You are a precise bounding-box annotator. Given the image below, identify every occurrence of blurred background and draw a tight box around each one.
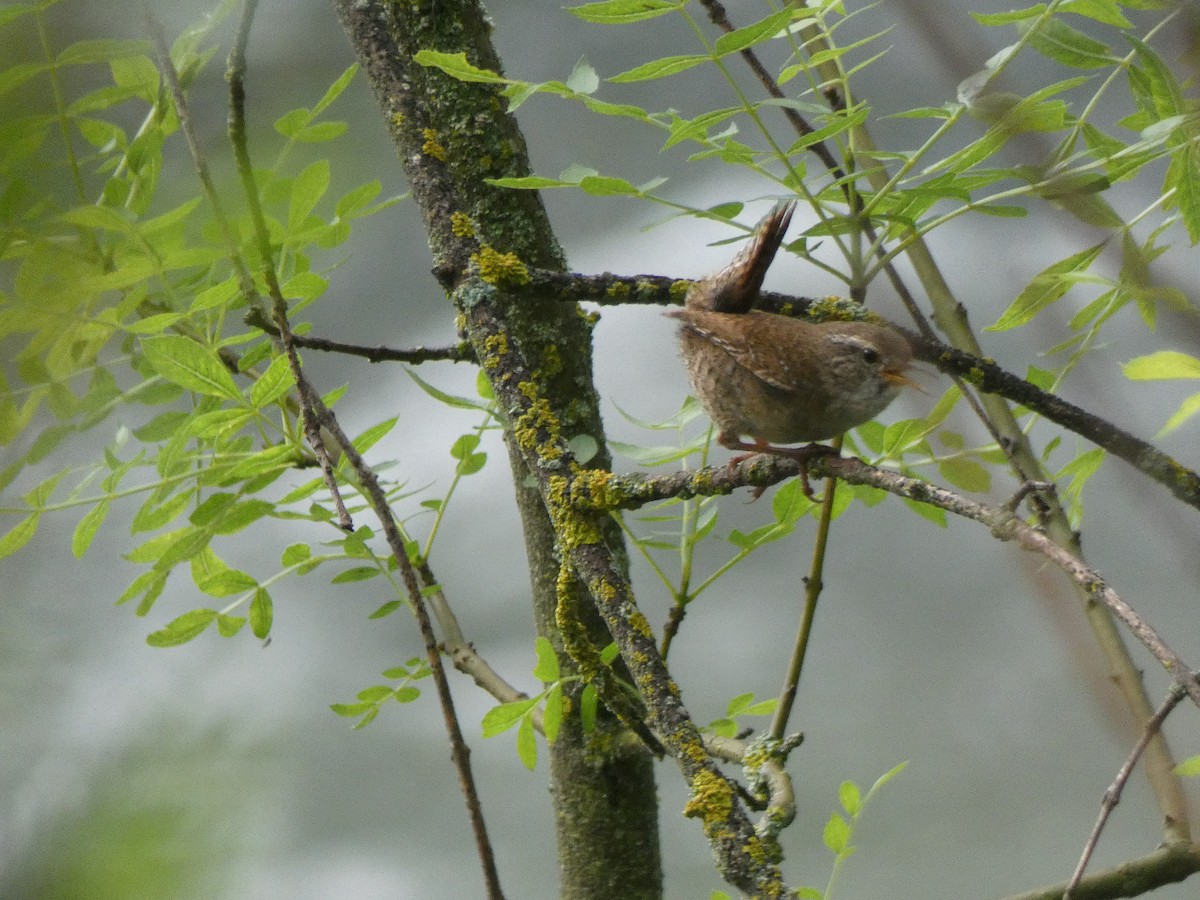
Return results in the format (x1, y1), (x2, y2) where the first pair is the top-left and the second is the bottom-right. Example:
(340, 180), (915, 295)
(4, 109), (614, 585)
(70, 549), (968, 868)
(2, 1), (1200, 897)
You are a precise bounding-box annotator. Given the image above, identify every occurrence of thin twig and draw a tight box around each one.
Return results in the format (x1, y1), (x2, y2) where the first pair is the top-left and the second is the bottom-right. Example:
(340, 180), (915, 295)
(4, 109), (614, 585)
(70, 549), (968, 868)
(244, 308), (475, 364)
(1063, 684), (1190, 899)
(226, 0), (351, 532)
(143, 7), (255, 301)
(226, 4), (506, 897)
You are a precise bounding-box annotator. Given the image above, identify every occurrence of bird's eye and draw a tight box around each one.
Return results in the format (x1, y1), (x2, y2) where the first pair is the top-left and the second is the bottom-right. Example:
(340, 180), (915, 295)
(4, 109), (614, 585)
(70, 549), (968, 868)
(861, 347), (880, 364)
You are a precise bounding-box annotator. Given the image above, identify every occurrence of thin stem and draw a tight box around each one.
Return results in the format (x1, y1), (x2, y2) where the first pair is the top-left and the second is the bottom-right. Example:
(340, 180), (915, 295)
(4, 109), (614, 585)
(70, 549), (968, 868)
(225, 2), (506, 895)
(769, 440), (840, 740)
(1063, 683), (1190, 898)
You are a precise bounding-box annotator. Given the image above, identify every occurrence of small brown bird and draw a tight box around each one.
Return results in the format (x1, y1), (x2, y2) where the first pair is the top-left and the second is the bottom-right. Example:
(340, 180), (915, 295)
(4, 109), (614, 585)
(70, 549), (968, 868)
(668, 203), (914, 496)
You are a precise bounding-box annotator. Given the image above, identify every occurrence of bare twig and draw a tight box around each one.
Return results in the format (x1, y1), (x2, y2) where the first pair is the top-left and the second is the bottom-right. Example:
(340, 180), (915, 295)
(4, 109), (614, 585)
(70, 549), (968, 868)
(245, 308), (474, 364)
(1064, 684), (1191, 899)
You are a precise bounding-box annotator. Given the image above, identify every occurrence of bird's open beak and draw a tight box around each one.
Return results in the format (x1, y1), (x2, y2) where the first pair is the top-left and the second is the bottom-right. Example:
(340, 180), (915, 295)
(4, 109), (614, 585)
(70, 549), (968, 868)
(883, 368), (925, 393)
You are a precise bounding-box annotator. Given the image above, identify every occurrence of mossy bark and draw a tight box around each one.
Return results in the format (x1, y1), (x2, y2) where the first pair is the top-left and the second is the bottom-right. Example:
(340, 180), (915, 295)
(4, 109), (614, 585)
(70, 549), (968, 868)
(330, 2), (662, 897)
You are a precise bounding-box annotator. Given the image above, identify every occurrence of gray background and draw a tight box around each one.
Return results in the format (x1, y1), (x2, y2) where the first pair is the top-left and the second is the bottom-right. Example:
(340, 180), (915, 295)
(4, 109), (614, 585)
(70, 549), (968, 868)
(3, 1), (1200, 898)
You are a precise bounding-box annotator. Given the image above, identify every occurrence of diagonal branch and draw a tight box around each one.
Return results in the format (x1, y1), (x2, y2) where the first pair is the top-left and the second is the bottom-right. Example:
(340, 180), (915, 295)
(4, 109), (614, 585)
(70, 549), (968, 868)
(226, 3), (504, 896)
(582, 453), (1200, 711)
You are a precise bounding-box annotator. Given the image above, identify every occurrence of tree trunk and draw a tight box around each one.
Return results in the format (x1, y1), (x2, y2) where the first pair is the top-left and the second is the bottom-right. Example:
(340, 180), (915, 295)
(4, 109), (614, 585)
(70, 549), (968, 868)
(330, 2), (663, 896)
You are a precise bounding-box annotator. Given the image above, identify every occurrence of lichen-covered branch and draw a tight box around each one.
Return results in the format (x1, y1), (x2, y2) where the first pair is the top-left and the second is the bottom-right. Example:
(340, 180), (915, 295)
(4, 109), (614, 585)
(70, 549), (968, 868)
(460, 274), (790, 896)
(586, 454), (1200, 711)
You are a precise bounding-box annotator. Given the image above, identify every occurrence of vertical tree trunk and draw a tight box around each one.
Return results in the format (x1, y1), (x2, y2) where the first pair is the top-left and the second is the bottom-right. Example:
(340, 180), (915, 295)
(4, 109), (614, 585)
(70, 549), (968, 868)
(330, 2), (663, 896)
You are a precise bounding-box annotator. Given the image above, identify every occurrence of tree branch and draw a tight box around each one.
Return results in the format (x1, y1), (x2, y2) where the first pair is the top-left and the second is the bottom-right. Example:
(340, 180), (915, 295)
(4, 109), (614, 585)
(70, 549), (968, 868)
(244, 307), (475, 364)
(1065, 684), (1190, 898)
(582, 453), (1200, 711)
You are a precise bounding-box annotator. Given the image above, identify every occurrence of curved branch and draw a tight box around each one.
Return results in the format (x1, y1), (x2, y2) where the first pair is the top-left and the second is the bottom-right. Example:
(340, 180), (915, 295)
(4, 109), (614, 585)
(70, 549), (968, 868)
(998, 842), (1200, 900)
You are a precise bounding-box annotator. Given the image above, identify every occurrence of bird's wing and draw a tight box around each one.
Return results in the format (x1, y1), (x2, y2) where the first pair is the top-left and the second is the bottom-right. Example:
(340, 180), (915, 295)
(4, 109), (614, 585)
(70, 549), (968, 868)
(670, 310), (804, 392)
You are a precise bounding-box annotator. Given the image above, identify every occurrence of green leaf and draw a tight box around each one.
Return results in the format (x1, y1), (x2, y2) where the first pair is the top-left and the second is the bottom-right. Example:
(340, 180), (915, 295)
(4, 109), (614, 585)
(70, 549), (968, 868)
(282, 543), (312, 566)
(312, 62), (359, 116)
(580, 684), (598, 733)
(250, 587), (273, 638)
(141, 335), (242, 400)
(25, 469), (67, 508)
(289, 159), (331, 232)
(450, 433), (481, 459)
(336, 180), (382, 218)
(823, 812), (851, 853)
(216, 614), (246, 637)
(331, 566), (381, 584)
(1175, 754), (1200, 777)
(988, 243), (1104, 331)
(250, 354), (295, 408)
(566, 433), (599, 464)
(569, 0), (678, 24)
(0, 514), (39, 560)
(533, 636), (561, 682)
(486, 175), (574, 190)
(1022, 16), (1114, 69)
(406, 368), (489, 411)
(352, 416), (398, 455)
(1164, 141), (1200, 245)
(971, 6), (1045, 25)
(225, 445), (297, 480)
(516, 714), (537, 770)
(1123, 351), (1200, 381)
(872, 760), (909, 790)
(1158, 393), (1200, 436)
(566, 56), (599, 95)
(146, 608), (217, 647)
(542, 682), (563, 744)
(183, 408), (254, 441)
(119, 569), (168, 615)
(413, 50), (507, 84)
(1061, 0), (1130, 27)
(839, 781), (862, 816)
(72, 501), (110, 558)
(578, 174), (641, 196)
(189, 277), (241, 313)
(609, 54), (708, 84)
(937, 457), (991, 493)
(904, 497), (947, 527)
(482, 696), (540, 737)
(713, 5), (795, 57)
(197, 568), (258, 598)
(56, 38), (149, 66)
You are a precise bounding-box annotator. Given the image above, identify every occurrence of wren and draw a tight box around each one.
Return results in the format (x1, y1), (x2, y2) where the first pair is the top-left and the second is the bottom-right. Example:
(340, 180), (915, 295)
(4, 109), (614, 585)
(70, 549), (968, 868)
(667, 203), (914, 496)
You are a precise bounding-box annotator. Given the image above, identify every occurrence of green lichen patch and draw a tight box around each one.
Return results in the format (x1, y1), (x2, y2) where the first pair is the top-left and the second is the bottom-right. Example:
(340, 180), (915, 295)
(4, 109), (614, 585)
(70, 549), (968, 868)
(450, 210), (475, 238)
(684, 769), (734, 823)
(474, 245), (531, 287)
(806, 295), (880, 323)
(421, 127), (447, 162)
